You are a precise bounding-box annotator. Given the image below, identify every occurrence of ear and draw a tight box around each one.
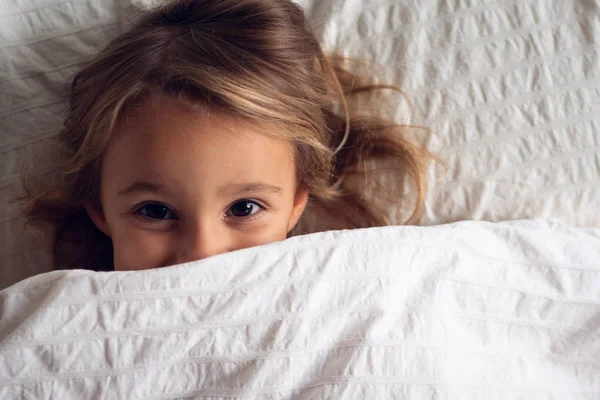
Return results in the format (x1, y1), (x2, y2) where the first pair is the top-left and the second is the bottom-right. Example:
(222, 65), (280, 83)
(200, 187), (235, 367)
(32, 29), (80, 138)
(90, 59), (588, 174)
(287, 187), (309, 233)
(84, 202), (111, 237)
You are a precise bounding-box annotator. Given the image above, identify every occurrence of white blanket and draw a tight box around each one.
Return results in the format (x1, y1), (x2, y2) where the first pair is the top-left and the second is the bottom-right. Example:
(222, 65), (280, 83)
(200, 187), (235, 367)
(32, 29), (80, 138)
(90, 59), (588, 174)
(1, 220), (599, 399)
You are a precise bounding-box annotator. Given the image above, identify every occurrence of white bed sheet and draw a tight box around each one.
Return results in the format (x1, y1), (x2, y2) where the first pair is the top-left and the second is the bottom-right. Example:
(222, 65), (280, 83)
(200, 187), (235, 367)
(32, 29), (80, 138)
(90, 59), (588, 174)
(1, 0), (600, 288)
(1, 220), (599, 398)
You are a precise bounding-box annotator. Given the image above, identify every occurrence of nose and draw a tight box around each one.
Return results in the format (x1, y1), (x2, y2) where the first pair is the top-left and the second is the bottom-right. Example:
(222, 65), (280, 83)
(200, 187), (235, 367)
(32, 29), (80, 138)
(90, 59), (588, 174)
(177, 223), (228, 264)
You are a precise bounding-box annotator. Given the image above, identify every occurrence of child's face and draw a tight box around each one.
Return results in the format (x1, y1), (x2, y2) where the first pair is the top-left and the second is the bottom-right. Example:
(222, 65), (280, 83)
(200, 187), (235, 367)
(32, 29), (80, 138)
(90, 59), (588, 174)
(86, 97), (308, 271)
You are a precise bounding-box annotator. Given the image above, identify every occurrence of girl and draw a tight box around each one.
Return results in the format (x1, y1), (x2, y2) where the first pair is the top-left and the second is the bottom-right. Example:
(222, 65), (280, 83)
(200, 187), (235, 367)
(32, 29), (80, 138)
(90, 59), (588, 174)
(24, 0), (431, 271)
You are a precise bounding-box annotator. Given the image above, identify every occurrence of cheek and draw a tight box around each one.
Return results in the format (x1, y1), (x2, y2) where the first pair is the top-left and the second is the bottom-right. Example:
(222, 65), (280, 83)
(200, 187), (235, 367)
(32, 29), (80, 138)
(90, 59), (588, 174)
(111, 225), (172, 271)
(230, 212), (291, 250)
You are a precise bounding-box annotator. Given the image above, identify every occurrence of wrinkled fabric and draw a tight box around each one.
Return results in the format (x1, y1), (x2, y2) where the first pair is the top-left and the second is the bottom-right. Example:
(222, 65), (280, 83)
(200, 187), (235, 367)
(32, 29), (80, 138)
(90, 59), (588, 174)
(1, 221), (599, 399)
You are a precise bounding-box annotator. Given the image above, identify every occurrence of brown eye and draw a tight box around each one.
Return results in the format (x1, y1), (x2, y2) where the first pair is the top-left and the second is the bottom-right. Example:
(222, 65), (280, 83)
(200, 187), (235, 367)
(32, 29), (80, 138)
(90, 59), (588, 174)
(227, 200), (263, 218)
(137, 203), (176, 220)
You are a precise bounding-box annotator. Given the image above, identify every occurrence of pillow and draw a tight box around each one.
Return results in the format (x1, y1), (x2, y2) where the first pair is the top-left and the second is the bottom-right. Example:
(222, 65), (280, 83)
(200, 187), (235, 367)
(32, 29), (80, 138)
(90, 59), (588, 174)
(1, 0), (599, 288)
(305, 0), (600, 226)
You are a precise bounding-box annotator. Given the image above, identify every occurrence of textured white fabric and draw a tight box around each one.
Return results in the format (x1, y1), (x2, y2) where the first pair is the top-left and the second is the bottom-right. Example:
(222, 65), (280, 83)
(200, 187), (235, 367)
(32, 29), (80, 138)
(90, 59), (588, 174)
(300, 0), (600, 227)
(1, 220), (599, 399)
(1, 1), (600, 287)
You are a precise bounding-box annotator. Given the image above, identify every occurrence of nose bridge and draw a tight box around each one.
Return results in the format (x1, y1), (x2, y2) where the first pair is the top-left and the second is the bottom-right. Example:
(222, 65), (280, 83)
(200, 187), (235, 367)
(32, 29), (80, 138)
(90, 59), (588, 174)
(181, 218), (225, 262)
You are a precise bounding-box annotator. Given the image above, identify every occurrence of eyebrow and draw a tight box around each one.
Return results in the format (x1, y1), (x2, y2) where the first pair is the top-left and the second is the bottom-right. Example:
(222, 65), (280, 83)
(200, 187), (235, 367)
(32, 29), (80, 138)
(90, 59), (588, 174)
(117, 181), (282, 197)
(118, 181), (164, 197)
(220, 182), (283, 197)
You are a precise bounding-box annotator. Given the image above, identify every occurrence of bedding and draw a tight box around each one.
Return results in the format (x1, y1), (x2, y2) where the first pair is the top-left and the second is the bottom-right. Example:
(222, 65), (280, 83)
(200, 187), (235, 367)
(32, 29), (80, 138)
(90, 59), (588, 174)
(1, 220), (599, 398)
(1, 0), (600, 287)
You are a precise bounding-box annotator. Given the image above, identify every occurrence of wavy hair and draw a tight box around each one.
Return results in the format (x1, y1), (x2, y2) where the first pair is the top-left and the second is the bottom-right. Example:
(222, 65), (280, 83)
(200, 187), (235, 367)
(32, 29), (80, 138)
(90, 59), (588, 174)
(23, 0), (432, 270)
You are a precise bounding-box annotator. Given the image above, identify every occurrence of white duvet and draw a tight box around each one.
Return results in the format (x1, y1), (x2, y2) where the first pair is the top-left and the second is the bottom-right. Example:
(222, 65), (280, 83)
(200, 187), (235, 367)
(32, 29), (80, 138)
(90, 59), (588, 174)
(1, 220), (599, 399)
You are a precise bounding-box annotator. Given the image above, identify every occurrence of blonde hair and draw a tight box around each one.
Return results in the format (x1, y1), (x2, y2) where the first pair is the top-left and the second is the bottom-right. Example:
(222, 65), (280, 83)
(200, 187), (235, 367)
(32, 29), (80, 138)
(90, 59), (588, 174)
(23, 0), (432, 271)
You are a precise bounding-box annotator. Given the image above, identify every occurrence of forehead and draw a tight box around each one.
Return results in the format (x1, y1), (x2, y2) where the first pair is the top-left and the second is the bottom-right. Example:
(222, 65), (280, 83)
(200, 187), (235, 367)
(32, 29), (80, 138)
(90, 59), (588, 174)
(102, 96), (296, 192)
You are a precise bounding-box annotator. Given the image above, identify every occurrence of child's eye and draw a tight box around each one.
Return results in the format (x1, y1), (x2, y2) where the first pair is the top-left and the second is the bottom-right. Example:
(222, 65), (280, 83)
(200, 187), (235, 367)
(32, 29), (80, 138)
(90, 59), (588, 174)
(136, 203), (177, 220)
(225, 200), (264, 219)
